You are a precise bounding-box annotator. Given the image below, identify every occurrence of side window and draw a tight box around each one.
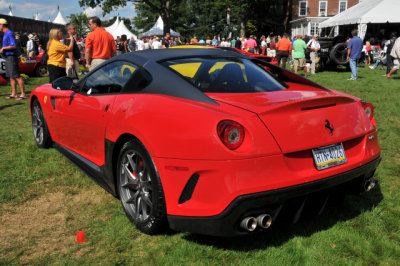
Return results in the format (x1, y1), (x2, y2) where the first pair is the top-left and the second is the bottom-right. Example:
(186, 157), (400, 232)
(82, 61), (137, 95)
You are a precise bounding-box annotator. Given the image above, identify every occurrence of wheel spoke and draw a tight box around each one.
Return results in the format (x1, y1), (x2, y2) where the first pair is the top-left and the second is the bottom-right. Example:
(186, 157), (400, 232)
(127, 153), (136, 171)
(136, 197), (142, 220)
(123, 163), (138, 182)
(141, 194), (152, 209)
(126, 190), (139, 204)
(141, 197), (149, 219)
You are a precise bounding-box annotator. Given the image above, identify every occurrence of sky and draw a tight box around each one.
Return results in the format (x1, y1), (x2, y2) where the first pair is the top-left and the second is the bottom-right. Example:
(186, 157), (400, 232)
(0, 0), (137, 22)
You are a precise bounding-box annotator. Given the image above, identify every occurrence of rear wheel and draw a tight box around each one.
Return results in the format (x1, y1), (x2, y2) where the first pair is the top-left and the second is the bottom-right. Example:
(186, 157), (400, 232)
(35, 64), (49, 77)
(117, 140), (167, 235)
(31, 99), (52, 148)
(330, 43), (348, 65)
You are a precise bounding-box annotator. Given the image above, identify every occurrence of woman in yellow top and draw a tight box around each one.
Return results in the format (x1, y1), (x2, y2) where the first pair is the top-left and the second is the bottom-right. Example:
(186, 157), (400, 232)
(47, 28), (74, 82)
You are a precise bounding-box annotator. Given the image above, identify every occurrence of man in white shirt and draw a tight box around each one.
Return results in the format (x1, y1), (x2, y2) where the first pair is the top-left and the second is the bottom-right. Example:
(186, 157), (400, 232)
(136, 38), (144, 51)
(152, 37), (162, 49)
(27, 34), (35, 57)
(307, 35), (321, 74)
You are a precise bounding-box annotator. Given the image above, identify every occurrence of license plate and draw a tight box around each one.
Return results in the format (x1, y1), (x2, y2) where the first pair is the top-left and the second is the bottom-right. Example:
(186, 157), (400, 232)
(312, 143), (347, 170)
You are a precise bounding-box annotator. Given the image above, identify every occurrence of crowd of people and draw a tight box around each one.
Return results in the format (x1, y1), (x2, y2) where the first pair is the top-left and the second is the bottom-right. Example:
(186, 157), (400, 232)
(1, 15), (399, 100)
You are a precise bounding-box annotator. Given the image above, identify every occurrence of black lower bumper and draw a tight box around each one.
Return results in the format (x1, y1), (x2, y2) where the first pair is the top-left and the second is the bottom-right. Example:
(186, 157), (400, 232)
(167, 156), (381, 237)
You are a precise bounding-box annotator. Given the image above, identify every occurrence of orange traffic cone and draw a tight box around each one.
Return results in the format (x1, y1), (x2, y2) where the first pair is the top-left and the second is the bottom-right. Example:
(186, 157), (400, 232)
(0, 75), (7, 85)
(75, 230), (86, 243)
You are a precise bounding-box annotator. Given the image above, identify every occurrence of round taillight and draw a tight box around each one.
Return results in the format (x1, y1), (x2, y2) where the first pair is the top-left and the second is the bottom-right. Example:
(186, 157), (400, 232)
(217, 120), (245, 150)
(361, 101), (374, 119)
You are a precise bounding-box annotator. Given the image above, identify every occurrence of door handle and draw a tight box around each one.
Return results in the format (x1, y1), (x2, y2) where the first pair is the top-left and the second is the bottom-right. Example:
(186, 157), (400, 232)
(104, 105), (109, 112)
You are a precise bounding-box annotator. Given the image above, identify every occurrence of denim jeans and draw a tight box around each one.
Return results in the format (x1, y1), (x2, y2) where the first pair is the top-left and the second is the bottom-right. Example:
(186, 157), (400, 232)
(373, 58), (387, 69)
(349, 58), (358, 79)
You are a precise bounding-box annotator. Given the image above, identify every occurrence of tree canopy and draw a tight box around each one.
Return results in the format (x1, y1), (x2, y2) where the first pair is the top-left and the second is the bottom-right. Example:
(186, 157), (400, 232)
(79, 0), (293, 38)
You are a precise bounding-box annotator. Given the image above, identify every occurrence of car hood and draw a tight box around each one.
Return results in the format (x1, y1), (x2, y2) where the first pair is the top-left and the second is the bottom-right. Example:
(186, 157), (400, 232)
(207, 85), (371, 153)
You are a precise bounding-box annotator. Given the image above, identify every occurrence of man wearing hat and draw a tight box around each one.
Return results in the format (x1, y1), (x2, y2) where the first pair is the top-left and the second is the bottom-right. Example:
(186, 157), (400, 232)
(0, 18), (26, 100)
(307, 34), (321, 75)
(27, 34), (35, 57)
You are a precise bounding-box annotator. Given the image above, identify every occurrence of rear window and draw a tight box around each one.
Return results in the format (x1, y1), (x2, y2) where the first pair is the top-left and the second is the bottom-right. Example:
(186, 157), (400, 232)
(161, 57), (286, 93)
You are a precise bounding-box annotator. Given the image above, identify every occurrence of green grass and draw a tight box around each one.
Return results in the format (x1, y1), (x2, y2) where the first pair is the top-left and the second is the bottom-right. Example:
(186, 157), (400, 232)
(0, 65), (400, 265)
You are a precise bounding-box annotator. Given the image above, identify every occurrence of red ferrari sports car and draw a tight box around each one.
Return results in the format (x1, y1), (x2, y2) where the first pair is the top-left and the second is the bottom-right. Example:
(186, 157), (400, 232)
(30, 48), (380, 236)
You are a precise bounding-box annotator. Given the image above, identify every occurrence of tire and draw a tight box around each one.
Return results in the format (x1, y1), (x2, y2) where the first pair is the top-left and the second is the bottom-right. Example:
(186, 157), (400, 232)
(116, 140), (167, 235)
(329, 42), (348, 65)
(35, 64), (49, 77)
(31, 99), (52, 148)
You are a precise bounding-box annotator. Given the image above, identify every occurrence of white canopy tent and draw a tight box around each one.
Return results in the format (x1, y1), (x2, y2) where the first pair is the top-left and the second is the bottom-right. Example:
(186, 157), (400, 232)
(319, 0), (400, 39)
(139, 16), (180, 38)
(105, 17), (137, 40)
(53, 10), (67, 25)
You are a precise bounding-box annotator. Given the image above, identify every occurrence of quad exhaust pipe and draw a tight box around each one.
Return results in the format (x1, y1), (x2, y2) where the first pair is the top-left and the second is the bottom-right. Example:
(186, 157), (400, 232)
(364, 178), (376, 192)
(257, 214), (272, 229)
(240, 217), (257, 232)
(240, 214), (272, 232)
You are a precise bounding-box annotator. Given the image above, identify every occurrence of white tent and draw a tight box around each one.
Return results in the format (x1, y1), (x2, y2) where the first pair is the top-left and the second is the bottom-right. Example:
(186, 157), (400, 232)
(105, 16), (120, 34)
(105, 17), (137, 40)
(139, 16), (180, 38)
(319, 0), (400, 39)
(53, 10), (67, 25)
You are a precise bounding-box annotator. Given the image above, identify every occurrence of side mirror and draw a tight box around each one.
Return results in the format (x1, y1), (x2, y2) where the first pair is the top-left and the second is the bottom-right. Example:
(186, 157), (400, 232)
(71, 79), (80, 92)
(52, 76), (73, 90)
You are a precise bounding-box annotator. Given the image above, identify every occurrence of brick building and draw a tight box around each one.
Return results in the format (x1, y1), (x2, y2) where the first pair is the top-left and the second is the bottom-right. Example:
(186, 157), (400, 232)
(290, 0), (359, 37)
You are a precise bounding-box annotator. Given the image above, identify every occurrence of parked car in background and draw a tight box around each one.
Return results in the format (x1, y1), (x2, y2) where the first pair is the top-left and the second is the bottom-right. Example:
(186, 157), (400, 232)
(0, 53), (48, 78)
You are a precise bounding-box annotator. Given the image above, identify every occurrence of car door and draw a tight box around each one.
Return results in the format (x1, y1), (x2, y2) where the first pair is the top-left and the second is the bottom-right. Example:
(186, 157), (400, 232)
(52, 60), (138, 166)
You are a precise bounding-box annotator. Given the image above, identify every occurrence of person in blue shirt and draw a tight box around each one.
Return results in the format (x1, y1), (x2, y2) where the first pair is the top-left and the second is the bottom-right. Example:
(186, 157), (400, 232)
(0, 18), (26, 100)
(346, 29), (363, 80)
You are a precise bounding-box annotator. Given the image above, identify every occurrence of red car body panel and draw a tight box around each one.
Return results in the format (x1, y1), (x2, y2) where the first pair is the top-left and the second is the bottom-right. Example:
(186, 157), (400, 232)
(30, 49), (380, 235)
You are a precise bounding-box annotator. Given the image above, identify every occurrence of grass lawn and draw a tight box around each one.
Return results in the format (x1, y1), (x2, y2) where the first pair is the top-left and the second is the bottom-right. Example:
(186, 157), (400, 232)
(0, 64), (399, 265)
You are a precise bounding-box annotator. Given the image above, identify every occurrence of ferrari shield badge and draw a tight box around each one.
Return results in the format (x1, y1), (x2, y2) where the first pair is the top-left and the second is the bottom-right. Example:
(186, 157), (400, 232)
(44, 95), (47, 104)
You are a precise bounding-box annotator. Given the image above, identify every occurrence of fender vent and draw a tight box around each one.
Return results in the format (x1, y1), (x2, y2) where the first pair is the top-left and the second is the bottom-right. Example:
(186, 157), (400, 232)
(178, 173), (200, 204)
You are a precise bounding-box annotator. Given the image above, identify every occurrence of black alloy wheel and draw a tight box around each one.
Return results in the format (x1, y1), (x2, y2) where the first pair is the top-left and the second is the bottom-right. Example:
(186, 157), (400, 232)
(31, 99), (52, 148)
(117, 140), (167, 235)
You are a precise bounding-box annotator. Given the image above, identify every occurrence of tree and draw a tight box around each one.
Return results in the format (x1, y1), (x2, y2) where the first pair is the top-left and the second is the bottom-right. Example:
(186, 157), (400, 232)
(79, 0), (183, 36)
(67, 13), (90, 38)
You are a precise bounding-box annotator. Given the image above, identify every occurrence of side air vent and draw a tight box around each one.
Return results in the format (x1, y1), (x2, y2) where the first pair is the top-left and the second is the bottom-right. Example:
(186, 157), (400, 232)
(178, 173), (200, 204)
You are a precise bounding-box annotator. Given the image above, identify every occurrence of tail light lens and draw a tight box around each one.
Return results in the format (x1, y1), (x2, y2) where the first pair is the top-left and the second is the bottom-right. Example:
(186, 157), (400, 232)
(217, 120), (245, 150)
(361, 101), (374, 119)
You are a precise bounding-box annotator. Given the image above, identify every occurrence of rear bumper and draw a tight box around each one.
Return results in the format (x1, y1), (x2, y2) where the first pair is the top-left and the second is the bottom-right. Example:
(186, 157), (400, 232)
(167, 156), (381, 236)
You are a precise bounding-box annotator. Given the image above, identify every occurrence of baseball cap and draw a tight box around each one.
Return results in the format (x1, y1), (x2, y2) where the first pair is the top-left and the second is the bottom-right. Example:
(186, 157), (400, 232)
(0, 18), (7, 25)
(314, 34), (319, 38)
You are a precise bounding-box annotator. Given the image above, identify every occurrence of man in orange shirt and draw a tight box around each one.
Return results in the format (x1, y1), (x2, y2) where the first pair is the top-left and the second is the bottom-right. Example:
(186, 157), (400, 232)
(276, 34), (292, 69)
(85, 16), (116, 71)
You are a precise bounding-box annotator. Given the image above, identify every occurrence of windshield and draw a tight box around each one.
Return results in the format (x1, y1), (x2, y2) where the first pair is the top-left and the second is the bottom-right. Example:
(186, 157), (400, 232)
(161, 57), (286, 93)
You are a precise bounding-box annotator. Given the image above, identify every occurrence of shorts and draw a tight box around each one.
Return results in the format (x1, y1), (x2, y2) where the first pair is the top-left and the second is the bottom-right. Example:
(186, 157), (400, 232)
(294, 58), (306, 68)
(393, 59), (400, 69)
(90, 58), (106, 71)
(5, 55), (20, 78)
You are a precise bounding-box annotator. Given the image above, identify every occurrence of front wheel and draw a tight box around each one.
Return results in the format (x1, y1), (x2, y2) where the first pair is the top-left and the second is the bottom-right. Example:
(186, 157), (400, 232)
(117, 140), (167, 235)
(31, 99), (52, 148)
